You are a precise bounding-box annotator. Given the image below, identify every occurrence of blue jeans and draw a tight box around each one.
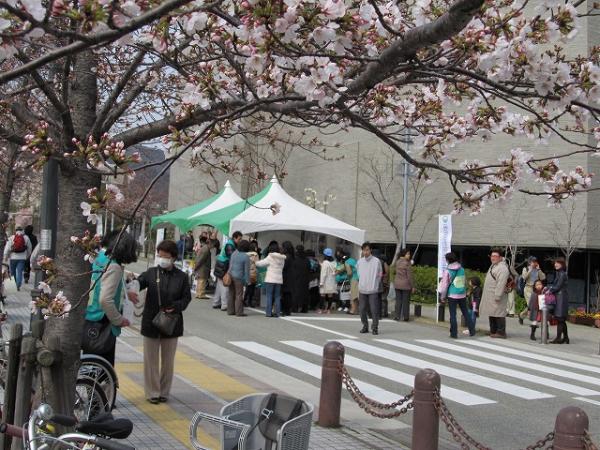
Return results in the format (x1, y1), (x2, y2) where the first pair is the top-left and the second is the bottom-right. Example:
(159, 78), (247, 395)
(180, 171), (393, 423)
(265, 283), (281, 317)
(449, 298), (475, 338)
(469, 308), (477, 329)
(10, 259), (26, 289)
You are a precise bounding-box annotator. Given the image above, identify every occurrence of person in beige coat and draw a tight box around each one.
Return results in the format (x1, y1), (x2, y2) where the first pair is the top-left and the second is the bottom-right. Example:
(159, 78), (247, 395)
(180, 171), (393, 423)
(480, 248), (510, 338)
(393, 249), (415, 322)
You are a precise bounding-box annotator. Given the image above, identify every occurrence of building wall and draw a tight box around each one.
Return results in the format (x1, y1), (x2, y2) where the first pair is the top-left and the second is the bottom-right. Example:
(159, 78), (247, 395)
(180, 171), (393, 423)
(167, 4), (599, 250)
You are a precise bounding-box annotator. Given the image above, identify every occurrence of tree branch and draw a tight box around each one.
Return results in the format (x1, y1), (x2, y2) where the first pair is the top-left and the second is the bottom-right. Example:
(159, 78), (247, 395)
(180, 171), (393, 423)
(0, 0), (196, 85)
(346, 0), (485, 95)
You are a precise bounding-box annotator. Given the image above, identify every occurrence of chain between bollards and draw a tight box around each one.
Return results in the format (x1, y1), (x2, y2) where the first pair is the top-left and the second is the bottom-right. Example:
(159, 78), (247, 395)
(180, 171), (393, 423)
(337, 360), (413, 418)
(317, 343), (599, 450)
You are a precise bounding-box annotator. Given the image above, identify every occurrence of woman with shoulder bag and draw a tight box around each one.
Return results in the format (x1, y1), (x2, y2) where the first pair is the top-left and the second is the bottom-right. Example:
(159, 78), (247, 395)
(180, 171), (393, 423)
(133, 240), (192, 404)
(83, 231), (138, 367)
(548, 257), (569, 344)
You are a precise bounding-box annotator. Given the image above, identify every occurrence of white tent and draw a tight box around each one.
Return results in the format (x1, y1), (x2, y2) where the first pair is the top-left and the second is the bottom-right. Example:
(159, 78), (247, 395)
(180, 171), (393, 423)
(229, 176), (366, 244)
(188, 180), (242, 218)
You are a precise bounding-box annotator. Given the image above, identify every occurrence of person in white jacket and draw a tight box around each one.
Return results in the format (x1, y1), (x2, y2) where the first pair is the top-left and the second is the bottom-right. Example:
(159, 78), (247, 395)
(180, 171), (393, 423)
(255, 242), (286, 317)
(319, 248), (337, 314)
(3, 226), (32, 291)
(357, 242), (383, 335)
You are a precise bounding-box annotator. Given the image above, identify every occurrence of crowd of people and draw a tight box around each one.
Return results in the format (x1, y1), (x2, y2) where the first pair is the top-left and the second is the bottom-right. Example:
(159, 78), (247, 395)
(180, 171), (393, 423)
(189, 231), (421, 334)
(0, 225), (575, 405)
(438, 247), (570, 344)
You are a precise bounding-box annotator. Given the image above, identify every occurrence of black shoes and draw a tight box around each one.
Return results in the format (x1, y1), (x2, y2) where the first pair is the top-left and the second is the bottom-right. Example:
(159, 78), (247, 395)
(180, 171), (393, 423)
(372, 328), (379, 335)
(359, 326), (369, 334)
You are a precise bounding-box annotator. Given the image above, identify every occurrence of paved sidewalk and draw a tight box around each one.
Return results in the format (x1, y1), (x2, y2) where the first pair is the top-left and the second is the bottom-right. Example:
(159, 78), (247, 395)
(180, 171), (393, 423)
(1, 281), (405, 450)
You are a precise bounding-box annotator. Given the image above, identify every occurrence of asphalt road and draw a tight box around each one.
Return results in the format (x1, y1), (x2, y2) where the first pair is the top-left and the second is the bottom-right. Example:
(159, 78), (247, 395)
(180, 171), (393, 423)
(176, 297), (600, 450)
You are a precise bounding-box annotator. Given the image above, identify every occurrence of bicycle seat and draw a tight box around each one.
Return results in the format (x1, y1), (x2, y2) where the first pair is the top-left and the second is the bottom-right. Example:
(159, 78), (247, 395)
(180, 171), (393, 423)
(76, 414), (133, 439)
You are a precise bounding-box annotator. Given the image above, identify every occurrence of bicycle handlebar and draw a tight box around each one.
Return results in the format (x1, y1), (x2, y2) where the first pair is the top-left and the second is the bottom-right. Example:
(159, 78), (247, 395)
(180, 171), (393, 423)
(0, 422), (24, 438)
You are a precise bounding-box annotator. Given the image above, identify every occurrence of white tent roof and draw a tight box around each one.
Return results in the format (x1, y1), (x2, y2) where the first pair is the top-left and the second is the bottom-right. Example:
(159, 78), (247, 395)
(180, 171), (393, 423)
(229, 176), (366, 244)
(189, 180), (242, 218)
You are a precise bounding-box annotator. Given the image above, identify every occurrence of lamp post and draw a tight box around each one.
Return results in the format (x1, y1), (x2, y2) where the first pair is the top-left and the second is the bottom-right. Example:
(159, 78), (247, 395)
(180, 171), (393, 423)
(401, 131), (413, 250)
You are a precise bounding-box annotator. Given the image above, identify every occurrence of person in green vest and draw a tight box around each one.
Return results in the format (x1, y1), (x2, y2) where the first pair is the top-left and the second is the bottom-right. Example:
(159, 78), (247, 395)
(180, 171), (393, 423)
(439, 252), (475, 339)
(84, 231), (138, 366)
(212, 231), (243, 310)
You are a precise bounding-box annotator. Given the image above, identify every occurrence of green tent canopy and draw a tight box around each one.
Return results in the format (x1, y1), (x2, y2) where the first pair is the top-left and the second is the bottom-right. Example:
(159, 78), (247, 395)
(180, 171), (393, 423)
(150, 180), (242, 231)
(179, 182), (272, 235)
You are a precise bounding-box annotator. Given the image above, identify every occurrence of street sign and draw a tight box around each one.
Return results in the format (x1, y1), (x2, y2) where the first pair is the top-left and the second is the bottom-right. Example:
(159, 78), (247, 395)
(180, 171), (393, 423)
(40, 229), (52, 251)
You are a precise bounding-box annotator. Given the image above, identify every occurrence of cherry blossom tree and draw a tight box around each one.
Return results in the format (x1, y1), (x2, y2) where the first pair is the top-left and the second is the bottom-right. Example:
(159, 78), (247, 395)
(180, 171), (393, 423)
(1, 0), (599, 413)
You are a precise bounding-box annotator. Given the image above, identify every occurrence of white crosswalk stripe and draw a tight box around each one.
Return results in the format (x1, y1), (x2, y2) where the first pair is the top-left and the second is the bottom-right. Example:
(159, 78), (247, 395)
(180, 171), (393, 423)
(458, 340), (600, 374)
(229, 338), (600, 410)
(281, 340), (494, 406)
(382, 339), (600, 397)
(418, 340), (600, 388)
(229, 341), (437, 408)
(336, 339), (552, 400)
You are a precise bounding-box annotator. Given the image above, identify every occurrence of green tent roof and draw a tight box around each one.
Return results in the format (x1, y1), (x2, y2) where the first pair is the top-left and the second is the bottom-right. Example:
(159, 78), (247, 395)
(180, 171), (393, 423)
(151, 192), (220, 230)
(179, 183), (272, 234)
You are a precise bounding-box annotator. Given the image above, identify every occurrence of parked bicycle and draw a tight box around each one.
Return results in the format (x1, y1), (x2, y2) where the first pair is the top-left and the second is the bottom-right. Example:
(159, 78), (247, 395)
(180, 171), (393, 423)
(0, 402), (135, 449)
(0, 335), (115, 420)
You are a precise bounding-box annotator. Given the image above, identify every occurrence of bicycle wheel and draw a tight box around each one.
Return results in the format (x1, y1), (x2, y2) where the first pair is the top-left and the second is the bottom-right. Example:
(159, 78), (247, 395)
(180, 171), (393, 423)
(79, 354), (118, 410)
(74, 377), (110, 422)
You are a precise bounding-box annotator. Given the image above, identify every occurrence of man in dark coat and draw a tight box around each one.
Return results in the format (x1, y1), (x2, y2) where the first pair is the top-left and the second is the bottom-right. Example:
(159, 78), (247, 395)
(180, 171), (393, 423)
(291, 245), (311, 313)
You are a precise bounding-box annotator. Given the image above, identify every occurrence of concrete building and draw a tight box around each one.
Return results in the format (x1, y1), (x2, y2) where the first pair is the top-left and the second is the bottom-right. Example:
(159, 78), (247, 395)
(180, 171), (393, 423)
(165, 5), (600, 311)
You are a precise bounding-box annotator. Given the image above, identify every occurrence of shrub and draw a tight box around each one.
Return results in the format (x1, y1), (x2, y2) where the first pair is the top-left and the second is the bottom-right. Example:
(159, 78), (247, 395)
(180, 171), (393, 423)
(411, 265), (486, 304)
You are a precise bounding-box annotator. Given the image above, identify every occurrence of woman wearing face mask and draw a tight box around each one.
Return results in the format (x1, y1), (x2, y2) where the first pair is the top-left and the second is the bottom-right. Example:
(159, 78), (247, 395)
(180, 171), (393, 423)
(134, 240), (191, 404)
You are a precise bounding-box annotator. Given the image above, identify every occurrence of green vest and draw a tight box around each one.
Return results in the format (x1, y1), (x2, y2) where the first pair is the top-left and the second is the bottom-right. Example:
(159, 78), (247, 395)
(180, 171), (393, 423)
(85, 250), (123, 336)
(447, 266), (466, 297)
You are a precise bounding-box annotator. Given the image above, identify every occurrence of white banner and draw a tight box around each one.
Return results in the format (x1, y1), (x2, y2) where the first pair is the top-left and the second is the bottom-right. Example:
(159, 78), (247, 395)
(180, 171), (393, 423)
(154, 229), (165, 266)
(437, 214), (453, 288)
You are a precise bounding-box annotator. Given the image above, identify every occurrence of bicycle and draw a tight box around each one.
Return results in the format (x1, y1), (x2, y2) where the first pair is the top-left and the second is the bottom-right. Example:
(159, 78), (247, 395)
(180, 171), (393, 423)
(0, 339), (114, 421)
(0, 402), (135, 449)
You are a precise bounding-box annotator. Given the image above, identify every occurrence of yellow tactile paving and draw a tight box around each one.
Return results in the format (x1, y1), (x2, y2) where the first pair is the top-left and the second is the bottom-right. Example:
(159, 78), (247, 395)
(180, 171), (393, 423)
(174, 350), (256, 401)
(133, 346), (257, 401)
(116, 363), (218, 450)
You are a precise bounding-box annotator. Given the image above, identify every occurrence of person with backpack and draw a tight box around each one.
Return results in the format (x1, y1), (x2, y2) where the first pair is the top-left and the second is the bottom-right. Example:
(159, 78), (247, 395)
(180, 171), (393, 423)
(3, 226), (33, 291)
(480, 247), (511, 338)
(439, 252), (475, 339)
(518, 256), (546, 325)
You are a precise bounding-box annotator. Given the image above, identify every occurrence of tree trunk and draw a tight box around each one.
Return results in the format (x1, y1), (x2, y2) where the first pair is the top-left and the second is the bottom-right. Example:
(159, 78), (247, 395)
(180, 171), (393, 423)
(40, 50), (100, 414)
(0, 144), (19, 289)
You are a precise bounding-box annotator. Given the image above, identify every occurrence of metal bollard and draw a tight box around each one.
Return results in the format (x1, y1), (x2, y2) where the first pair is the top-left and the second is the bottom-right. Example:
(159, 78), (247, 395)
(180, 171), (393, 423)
(414, 304), (422, 317)
(318, 341), (345, 428)
(541, 308), (548, 345)
(437, 303), (445, 322)
(412, 369), (441, 450)
(553, 406), (589, 449)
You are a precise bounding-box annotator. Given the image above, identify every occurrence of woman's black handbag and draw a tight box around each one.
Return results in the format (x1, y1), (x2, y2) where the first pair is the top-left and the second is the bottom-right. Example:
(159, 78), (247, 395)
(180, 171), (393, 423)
(82, 319), (115, 354)
(152, 269), (181, 336)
